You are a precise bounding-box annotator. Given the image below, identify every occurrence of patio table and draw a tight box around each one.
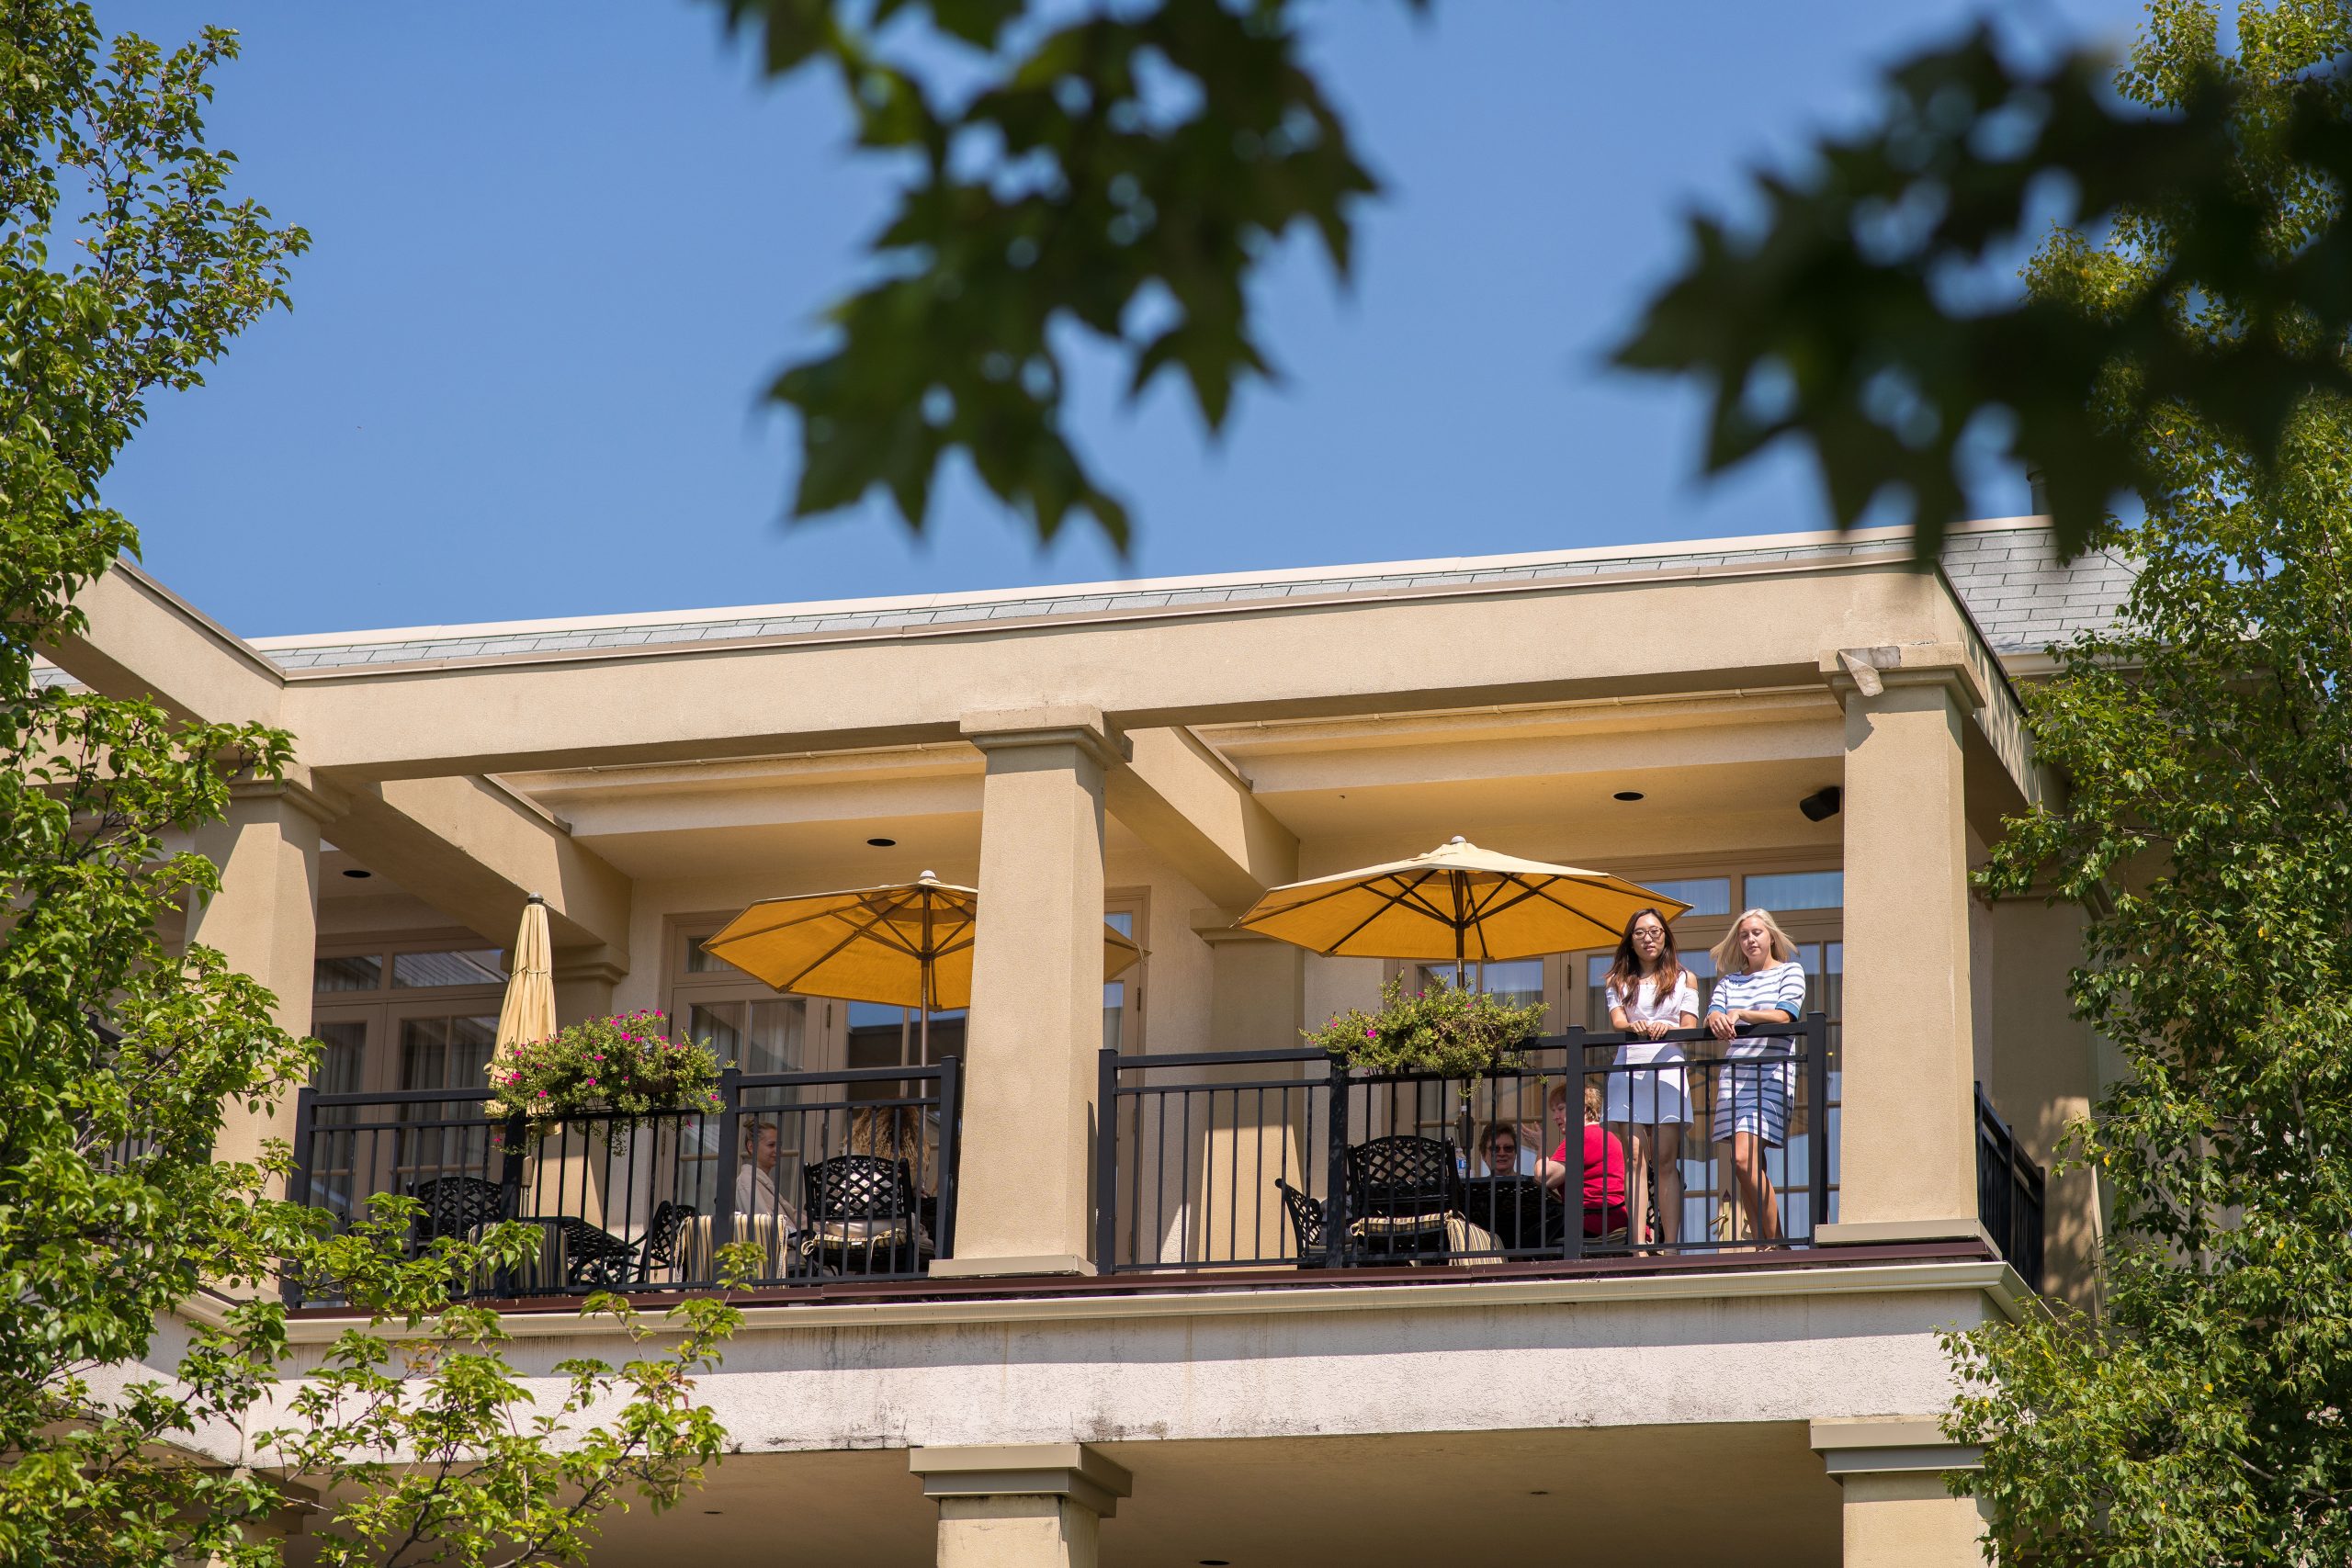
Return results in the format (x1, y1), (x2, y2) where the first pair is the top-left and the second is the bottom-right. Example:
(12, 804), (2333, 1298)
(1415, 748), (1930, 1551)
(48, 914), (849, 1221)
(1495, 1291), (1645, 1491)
(1460, 1175), (1566, 1252)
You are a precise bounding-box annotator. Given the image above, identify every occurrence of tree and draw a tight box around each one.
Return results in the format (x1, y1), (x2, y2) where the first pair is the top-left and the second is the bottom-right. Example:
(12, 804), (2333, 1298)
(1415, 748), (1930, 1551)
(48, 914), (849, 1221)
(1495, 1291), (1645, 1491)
(706, 0), (1391, 549)
(0, 8), (744, 1563)
(708, 0), (2352, 559)
(1931, 6), (2352, 1563)
(1615, 2), (2352, 559)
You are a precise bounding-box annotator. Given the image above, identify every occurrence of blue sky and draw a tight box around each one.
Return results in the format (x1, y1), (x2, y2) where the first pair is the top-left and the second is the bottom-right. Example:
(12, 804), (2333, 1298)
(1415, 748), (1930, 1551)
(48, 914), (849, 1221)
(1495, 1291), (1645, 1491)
(101, 0), (2145, 637)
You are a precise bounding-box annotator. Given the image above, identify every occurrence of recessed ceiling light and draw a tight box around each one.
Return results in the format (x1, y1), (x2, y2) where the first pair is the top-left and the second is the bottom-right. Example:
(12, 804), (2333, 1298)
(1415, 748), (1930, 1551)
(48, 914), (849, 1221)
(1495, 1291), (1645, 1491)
(704, 1509), (723, 1515)
(866, 837), (897, 847)
(341, 868), (373, 879)
(1529, 1489), (1550, 1496)
(1612, 791), (1645, 802)
(1198, 1561), (1231, 1565)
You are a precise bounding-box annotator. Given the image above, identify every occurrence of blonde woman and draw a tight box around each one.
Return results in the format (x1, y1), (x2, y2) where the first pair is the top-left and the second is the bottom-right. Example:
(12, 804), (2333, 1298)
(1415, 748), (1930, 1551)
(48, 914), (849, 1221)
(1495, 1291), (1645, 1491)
(847, 1104), (939, 1196)
(1704, 908), (1807, 1245)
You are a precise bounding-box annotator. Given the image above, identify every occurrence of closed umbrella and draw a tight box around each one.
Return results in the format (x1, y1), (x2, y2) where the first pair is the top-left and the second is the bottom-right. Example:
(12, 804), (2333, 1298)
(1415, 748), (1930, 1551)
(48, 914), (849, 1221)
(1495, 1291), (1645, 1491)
(700, 872), (1143, 1059)
(1237, 836), (1690, 985)
(492, 892), (558, 1054)
(489, 892), (568, 1230)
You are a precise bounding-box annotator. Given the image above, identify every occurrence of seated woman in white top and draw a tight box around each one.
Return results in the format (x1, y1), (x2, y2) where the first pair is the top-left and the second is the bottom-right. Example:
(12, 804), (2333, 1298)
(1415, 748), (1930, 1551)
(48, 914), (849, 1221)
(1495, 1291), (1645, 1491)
(1600, 907), (1699, 1245)
(734, 1122), (805, 1232)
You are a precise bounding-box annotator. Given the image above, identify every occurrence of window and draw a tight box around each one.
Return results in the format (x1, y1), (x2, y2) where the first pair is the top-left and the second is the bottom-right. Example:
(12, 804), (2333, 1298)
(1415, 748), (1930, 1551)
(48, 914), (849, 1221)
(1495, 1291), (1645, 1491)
(392, 948), (505, 987)
(314, 954), (382, 993)
(307, 936), (511, 1100)
(307, 935), (514, 1212)
(1744, 870), (1843, 911)
(1640, 877), (1732, 918)
(1103, 907), (1141, 1050)
(307, 1020), (369, 1217)
(684, 996), (809, 1077)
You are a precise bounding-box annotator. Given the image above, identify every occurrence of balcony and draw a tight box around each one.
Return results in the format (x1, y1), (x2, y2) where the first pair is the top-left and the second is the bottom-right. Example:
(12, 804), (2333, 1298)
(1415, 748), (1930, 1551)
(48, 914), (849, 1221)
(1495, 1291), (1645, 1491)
(1099, 1019), (1839, 1274)
(280, 1021), (2044, 1309)
(283, 1061), (962, 1307)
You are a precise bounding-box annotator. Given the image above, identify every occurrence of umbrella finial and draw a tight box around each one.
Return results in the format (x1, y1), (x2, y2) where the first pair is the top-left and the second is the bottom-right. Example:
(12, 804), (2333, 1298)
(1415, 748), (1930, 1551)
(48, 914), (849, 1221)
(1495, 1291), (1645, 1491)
(526, 891), (545, 905)
(920, 869), (939, 882)
(1447, 835), (1465, 845)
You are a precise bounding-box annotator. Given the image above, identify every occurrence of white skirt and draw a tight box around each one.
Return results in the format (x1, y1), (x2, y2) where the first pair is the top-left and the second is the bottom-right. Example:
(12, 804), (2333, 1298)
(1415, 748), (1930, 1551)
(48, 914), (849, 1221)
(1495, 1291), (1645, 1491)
(1604, 1043), (1690, 1126)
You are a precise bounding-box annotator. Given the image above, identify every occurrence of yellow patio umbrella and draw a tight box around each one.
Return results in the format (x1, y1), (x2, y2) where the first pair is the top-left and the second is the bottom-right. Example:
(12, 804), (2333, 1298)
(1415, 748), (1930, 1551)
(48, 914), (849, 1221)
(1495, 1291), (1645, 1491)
(700, 872), (1144, 1058)
(492, 892), (557, 1055)
(1237, 836), (1691, 984)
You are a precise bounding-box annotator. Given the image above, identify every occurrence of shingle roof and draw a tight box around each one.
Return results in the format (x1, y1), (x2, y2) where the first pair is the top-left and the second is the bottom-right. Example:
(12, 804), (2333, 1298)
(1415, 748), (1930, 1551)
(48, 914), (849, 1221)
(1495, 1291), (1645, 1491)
(34, 518), (2131, 690)
(1937, 526), (2136, 653)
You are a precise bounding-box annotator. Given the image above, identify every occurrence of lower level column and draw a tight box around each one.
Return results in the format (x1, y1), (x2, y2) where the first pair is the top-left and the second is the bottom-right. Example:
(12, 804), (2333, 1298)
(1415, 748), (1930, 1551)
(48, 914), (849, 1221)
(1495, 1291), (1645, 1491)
(910, 1445), (1132, 1568)
(1813, 1418), (1988, 1565)
(1839, 1473), (1987, 1565)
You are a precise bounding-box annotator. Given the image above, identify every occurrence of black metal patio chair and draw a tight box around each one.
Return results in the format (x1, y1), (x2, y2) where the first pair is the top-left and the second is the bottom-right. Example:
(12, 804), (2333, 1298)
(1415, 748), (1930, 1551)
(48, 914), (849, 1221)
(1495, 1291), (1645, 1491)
(1343, 1135), (1464, 1264)
(803, 1155), (931, 1276)
(405, 1174), (512, 1246)
(632, 1200), (697, 1285)
(1274, 1178), (1329, 1268)
(546, 1215), (639, 1289)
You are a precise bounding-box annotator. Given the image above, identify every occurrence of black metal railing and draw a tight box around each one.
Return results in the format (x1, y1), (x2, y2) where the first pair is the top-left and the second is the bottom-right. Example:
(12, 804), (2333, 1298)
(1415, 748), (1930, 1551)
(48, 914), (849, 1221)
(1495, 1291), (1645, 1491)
(1097, 1017), (1835, 1272)
(284, 1058), (961, 1306)
(1974, 1084), (2045, 1286)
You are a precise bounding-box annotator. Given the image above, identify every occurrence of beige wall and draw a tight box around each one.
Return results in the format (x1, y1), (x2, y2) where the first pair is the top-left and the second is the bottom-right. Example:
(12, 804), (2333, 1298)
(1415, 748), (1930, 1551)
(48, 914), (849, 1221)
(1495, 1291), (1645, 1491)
(276, 559), (2002, 785)
(1989, 897), (2104, 1305)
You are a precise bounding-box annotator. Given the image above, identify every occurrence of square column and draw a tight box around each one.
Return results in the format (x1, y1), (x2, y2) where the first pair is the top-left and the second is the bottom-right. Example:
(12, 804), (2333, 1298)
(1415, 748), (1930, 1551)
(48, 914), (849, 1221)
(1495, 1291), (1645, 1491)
(551, 947), (626, 1028)
(1813, 1419), (1988, 1566)
(1819, 658), (1985, 1247)
(1189, 911), (1306, 1263)
(910, 1445), (1131, 1568)
(186, 780), (333, 1174)
(933, 708), (1126, 1277)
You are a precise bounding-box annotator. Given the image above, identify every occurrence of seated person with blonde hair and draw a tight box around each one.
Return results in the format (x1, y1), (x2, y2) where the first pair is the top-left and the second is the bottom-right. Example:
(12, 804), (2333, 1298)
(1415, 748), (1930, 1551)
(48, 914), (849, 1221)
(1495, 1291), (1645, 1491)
(735, 1121), (806, 1231)
(1533, 1083), (1630, 1238)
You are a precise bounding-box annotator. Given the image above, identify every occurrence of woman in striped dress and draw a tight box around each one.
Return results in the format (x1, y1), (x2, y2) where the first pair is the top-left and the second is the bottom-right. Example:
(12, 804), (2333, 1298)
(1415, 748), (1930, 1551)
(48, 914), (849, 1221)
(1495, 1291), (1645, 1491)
(1704, 908), (1806, 1244)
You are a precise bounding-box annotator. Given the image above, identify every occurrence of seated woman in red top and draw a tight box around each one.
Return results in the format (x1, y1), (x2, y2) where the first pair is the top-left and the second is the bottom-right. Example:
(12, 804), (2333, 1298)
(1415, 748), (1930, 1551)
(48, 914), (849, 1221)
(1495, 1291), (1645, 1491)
(1533, 1082), (1631, 1237)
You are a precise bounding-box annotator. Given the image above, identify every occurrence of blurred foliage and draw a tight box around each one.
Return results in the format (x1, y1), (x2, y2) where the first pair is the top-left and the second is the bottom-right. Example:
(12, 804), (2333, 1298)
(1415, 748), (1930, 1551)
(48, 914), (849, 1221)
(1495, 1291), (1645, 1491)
(708, 0), (1404, 548)
(1944, 7), (2352, 1564)
(718, 0), (2352, 561)
(1619, 3), (2352, 558)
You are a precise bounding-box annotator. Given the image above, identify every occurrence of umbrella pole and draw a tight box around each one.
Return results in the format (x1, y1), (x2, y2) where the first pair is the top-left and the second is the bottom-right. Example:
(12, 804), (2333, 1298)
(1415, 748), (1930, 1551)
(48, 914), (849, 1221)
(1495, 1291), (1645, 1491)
(1453, 874), (1468, 989)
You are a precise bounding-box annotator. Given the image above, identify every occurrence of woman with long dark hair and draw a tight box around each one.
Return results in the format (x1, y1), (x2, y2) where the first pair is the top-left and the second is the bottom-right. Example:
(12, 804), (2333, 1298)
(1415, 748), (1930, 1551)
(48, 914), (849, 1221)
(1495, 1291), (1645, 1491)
(1600, 907), (1698, 1245)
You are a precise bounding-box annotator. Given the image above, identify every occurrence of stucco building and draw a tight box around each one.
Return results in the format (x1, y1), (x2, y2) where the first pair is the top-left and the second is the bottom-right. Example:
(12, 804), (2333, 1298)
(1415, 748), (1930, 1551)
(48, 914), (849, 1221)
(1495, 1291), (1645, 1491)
(49, 514), (2131, 1566)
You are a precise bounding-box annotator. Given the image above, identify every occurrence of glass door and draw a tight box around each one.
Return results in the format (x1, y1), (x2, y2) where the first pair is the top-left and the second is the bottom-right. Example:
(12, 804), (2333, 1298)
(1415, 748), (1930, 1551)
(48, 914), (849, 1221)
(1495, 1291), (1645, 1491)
(391, 1007), (499, 1189)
